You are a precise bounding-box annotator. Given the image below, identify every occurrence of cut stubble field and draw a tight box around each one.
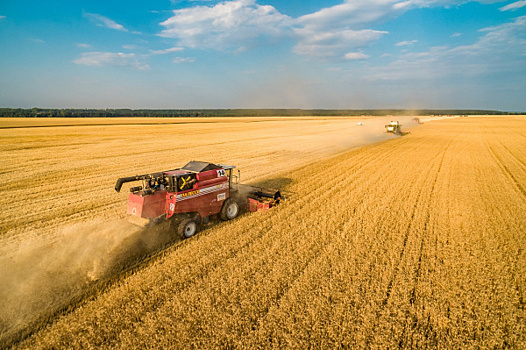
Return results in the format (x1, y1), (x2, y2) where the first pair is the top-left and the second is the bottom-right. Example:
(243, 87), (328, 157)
(0, 116), (404, 238)
(1, 116), (525, 348)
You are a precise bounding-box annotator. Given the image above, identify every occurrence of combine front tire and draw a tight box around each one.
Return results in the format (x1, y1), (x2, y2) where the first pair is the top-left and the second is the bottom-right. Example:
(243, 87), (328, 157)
(178, 218), (198, 239)
(220, 198), (239, 221)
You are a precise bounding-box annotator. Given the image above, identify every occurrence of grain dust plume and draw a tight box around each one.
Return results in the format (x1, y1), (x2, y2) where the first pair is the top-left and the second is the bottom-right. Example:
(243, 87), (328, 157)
(0, 219), (173, 346)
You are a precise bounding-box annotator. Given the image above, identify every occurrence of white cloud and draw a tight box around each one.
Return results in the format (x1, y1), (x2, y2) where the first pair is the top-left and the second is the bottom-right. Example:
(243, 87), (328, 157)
(157, 0), (516, 61)
(150, 47), (185, 55)
(156, 0), (439, 59)
(403, 0), (507, 7)
(159, 0), (393, 59)
(159, 0), (292, 50)
(500, 1), (526, 11)
(452, 32), (462, 37)
(344, 52), (370, 60)
(365, 15), (526, 81)
(173, 57), (195, 63)
(76, 43), (91, 48)
(83, 12), (128, 32)
(395, 39), (418, 46)
(296, 0), (408, 31)
(292, 1), (398, 59)
(293, 28), (387, 59)
(473, 15), (526, 54)
(0, 15), (6, 20)
(74, 51), (149, 70)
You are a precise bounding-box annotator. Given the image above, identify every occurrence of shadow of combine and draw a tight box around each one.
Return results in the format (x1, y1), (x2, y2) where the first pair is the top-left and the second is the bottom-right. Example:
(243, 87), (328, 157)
(250, 177), (293, 190)
(101, 221), (179, 276)
(247, 177), (294, 201)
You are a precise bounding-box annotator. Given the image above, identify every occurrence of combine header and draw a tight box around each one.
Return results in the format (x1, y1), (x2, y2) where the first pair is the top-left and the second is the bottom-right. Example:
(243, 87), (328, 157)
(115, 161), (282, 238)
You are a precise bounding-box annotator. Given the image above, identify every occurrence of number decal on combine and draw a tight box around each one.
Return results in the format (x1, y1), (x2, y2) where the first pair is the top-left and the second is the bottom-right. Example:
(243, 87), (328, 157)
(169, 203), (175, 212)
(217, 192), (226, 201)
(217, 169), (226, 177)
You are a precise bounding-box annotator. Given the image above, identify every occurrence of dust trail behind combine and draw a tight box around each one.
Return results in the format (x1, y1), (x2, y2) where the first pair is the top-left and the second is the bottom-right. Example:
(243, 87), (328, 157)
(0, 219), (175, 346)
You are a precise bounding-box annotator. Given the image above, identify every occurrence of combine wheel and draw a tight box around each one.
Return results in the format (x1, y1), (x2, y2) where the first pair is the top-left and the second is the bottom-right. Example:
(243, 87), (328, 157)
(220, 198), (239, 221)
(177, 218), (199, 239)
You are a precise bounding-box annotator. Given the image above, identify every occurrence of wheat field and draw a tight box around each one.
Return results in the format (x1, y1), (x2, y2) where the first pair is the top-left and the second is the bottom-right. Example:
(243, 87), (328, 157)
(2, 116), (525, 348)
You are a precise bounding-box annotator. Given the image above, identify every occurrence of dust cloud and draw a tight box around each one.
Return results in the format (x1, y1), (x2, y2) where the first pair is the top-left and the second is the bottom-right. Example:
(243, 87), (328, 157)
(312, 116), (421, 156)
(0, 219), (175, 346)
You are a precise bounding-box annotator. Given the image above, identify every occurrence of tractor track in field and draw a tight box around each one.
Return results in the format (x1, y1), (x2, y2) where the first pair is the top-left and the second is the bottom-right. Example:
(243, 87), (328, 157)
(361, 184), (427, 345)
(380, 163), (431, 303)
(482, 128), (526, 318)
(486, 140), (526, 199)
(251, 183), (394, 346)
(246, 178), (374, 340)
(487, 124), (526, 169)
(409, 136), (455, 306)
(502, 124), (526, 141)
(363, 135), (455, 348)
(398, 136), (456, 347)
(482, 125), (526, 199)
(497, 141), (526, 169)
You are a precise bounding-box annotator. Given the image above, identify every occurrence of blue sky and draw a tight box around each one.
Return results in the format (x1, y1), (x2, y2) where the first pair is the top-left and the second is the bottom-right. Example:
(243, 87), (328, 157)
(0, 0), (525, 111)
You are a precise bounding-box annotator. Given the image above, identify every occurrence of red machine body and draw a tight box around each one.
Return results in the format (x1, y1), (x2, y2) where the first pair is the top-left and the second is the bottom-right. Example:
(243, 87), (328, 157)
(115, 161), (282, 238)
(125, 165), (231, 220)
(127, 191), (166, 218)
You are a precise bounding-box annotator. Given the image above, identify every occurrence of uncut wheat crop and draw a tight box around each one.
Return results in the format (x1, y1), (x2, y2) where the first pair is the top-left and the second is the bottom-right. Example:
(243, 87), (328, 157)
(2, 116), (525, 349)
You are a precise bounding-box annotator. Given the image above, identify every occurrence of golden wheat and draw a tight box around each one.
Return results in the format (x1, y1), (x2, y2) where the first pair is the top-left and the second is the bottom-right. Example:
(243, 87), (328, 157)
(2, 116), (525, 349)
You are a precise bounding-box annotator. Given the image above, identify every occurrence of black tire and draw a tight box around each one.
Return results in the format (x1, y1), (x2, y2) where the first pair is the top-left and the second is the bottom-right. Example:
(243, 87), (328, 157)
(177, 218), (199, 239)
(220, 198), (240, 221)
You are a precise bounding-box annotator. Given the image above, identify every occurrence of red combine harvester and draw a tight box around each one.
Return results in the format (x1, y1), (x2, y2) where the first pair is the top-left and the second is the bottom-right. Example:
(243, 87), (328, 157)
(115, 161), (282, 238)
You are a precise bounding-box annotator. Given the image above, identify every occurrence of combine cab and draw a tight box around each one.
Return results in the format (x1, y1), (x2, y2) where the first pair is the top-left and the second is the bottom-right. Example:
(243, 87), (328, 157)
(115, 161), (282, 238)
(385, 121), (403, 135)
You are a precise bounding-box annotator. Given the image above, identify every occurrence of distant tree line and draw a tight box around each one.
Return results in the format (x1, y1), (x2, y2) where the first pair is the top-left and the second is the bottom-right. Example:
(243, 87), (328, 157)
(0, 108), (522, 118)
